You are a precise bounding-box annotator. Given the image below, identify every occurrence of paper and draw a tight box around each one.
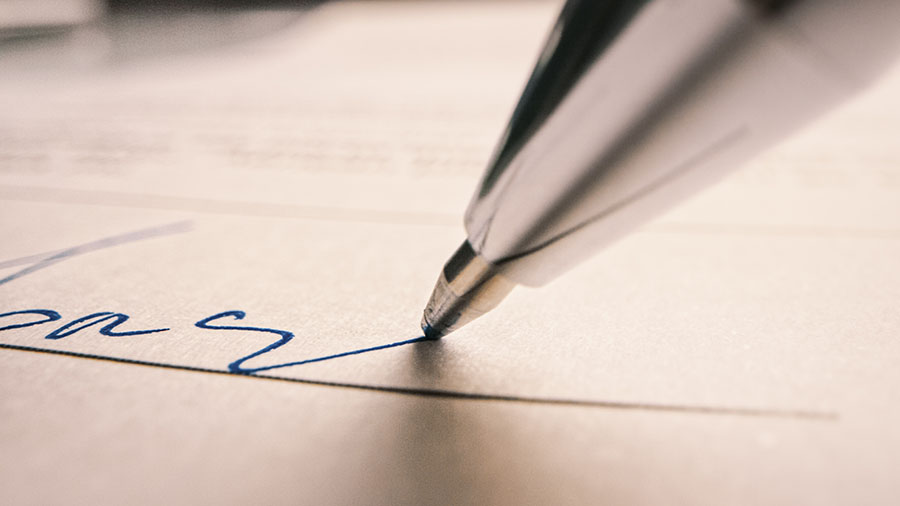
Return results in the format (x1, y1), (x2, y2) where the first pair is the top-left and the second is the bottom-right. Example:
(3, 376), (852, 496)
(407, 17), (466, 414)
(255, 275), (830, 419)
(2, 2), (900, 504)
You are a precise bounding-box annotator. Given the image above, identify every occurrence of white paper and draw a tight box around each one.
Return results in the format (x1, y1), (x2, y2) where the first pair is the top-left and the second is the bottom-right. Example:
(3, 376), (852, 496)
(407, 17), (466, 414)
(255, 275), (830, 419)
(2, 2), (900, 504)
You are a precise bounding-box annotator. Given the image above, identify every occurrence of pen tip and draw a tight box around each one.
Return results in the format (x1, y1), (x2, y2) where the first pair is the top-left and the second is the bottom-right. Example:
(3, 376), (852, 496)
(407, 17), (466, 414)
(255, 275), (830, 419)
(420, 240), (515, 340)
(420, 320), (442, 340)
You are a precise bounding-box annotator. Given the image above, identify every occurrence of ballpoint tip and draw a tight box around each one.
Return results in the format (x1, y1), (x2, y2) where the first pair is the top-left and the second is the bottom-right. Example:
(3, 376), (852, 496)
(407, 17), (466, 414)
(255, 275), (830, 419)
(419, 240), (515, 340)
(420, 319), (444, 340)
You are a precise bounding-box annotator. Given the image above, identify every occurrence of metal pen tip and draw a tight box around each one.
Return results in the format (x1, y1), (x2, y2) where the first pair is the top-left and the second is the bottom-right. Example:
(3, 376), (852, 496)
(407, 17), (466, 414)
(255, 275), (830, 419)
(421, 241), (515, 339)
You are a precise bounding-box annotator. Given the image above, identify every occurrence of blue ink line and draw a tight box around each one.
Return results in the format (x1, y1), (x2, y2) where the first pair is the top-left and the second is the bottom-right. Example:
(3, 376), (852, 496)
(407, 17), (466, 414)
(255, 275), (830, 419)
(0, 250), (69, 270)
(246, 336), (430, 373)
(0, 220), (192, 287)
(0, 309), (62, 331)
(195, 310), (427, 374)
(0, 342), (837, 420)
(195, 310), (293, 373)
(45, 312), (168, 340)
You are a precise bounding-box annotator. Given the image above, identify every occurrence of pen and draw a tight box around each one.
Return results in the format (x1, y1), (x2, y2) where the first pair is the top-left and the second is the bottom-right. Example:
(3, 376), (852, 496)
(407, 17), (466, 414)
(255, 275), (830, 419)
(420, 0), (900, 339)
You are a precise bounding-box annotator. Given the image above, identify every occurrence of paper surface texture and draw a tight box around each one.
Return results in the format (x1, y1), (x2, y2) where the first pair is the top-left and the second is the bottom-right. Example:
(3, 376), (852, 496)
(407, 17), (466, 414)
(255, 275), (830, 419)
(2, 2), (900, 505)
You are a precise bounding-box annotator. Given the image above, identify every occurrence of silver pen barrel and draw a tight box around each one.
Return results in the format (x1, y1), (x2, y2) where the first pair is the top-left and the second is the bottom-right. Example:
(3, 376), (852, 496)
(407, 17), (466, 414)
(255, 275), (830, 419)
(422, 0), (900, 338)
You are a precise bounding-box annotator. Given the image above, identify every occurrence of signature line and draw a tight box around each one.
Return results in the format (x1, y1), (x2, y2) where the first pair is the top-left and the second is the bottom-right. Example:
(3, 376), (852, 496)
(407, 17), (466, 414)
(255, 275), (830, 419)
(0, 342), (838, 421)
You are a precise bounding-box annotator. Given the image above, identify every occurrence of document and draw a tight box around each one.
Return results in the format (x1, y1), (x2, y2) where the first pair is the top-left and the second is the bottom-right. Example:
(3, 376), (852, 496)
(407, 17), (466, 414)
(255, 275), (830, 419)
(2, 2), (899, 504)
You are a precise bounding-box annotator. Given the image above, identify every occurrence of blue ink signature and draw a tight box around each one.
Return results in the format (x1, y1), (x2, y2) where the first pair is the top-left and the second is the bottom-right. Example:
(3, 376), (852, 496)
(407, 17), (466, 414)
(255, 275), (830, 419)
(0, 309), (425, 374)
(0, 222), (425, 373)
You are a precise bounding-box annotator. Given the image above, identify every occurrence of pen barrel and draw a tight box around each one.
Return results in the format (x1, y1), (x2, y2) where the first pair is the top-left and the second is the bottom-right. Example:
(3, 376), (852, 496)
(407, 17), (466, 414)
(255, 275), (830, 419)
(464, 0), (900, 287)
